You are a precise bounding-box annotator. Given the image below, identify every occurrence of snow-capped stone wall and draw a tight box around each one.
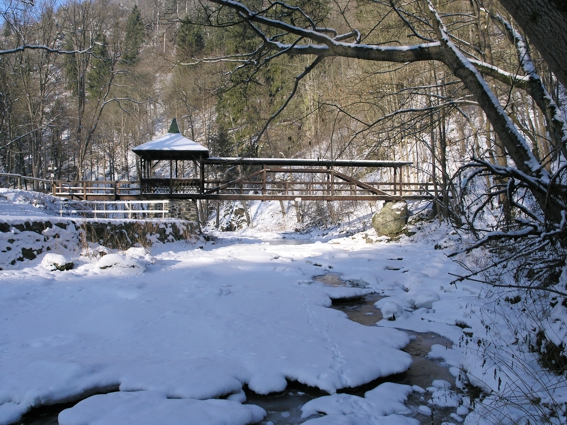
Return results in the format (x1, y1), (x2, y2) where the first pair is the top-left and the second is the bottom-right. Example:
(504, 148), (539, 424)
(0, 218), (198, 269)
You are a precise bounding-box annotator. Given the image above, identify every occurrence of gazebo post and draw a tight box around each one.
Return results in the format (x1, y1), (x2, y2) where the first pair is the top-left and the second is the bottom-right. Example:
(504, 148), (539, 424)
(200, 162), (205, 194)
(170, 159), (173, 195)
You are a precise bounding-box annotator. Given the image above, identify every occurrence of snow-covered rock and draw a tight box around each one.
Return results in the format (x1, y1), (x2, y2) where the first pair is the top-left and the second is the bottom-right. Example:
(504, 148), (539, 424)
(372, 201), (408, 237)
(96, 253), (147, 271)
(407, 289), (440, 309)
(376, 299), (407, 321)
(41, 253), (74, 271)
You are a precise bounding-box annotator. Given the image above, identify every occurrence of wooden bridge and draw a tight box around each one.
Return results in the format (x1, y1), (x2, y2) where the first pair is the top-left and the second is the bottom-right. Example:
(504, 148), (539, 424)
(1, 158), (436, 203)
(0, 122), (438, 206)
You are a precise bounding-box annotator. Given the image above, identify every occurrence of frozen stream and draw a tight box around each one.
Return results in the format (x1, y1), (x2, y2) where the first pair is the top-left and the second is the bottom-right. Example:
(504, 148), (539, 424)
(17, 273), (461, 425)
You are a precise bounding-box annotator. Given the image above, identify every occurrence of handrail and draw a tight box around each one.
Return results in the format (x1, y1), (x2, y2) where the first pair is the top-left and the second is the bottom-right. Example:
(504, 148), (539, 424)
(0, 173), (52, 183)
(0, 172), (53, 193)
(58, 199), (169, 219)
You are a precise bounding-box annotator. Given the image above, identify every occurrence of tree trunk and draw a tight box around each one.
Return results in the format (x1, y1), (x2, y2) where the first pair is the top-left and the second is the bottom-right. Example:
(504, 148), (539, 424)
(498, 0), (567, 88)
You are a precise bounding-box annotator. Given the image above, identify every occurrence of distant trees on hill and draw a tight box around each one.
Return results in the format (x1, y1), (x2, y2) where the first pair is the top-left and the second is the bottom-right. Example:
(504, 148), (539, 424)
(0, 0), (566, 213)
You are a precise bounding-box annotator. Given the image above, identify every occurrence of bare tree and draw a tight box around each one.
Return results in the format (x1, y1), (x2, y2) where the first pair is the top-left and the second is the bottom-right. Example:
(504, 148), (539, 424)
(203, 0), (565, 230)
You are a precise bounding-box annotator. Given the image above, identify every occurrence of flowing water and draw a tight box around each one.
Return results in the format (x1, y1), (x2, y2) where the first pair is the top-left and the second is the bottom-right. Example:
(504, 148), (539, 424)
(17, 273), (462, 425)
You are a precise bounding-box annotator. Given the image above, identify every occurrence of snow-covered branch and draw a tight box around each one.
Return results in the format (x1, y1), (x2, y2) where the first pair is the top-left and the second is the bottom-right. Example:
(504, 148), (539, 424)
(0, 44), (92, 56)
(206, 0), (567, 227)
(207, 0), (443, 62)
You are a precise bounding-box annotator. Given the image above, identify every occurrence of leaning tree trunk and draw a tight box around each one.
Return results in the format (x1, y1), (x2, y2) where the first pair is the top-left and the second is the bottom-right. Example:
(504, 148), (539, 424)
(425, 1), (564, 227)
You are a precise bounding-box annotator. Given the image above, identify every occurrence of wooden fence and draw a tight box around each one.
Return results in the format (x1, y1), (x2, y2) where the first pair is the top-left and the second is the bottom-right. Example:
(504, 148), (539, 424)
(58, 200), (169, 219)
(53, 180), (140, 200)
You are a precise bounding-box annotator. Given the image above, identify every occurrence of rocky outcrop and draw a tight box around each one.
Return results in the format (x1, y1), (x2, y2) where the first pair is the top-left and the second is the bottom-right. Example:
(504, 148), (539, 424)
(371, 201), (408, 237)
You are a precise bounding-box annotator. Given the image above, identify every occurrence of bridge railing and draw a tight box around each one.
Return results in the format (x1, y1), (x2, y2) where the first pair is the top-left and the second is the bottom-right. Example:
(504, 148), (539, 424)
(58, 199), (169, 219)
(54, 180), (140, 199)
(0, 173), (53, 193)
(1, 169), (436, 200)
(140, 178), (200, 195)
(204, 179), (435, 198)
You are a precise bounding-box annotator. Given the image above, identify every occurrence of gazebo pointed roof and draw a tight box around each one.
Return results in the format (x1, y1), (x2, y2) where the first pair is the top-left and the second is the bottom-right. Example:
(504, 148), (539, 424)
(132, 123), (209, 161)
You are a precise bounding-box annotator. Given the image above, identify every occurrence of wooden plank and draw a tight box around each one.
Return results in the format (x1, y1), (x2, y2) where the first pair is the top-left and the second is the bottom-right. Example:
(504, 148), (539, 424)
(203, 157), (412, 168)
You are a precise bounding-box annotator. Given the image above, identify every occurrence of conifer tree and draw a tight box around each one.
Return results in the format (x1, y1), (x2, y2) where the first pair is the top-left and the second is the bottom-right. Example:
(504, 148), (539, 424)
(87, 33), (111, 98)
(123, 5), (145, 64)
(176, 15), (204, 60)
(63, 38), (79, 96)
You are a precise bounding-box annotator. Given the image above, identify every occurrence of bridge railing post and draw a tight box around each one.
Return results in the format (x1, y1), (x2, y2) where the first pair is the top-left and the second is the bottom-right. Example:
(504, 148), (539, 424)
(262, 164), (267, 195)
(398, 166), (403, 196)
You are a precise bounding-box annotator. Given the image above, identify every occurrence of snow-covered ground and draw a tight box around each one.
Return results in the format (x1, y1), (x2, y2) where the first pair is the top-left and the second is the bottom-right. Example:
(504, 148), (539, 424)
(0, 189), (565, 425)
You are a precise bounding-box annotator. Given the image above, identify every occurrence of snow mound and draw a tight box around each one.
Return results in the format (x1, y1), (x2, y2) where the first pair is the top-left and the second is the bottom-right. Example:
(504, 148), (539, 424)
(124, 246), (155, 264)
(41, 253), (74, 271)
(96, 253), (147, 272)
(301, 382), (418, 425)
(376, 299), (407, 321)
(58, 390), (266, 425)
(0, 189), (62, 217)
(407, 289), (440, 309)
(427, 380), (461, 408)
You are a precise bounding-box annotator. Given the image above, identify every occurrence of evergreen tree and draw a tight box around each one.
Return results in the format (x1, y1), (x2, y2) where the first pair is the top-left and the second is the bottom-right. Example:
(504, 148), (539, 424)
(87, 33), (111, 98)
(63, 38), (79, 96)
(176, 15), (204, 60)
(123, 5), (145, 65)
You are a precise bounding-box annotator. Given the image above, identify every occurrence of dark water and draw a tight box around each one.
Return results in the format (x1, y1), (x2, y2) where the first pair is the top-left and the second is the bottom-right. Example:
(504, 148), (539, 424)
(17, 273), (461, 425)
(246, 386), (320, 425)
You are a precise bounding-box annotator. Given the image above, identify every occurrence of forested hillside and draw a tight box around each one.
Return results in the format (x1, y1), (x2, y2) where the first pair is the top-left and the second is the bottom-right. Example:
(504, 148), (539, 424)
(1, 0), (563, 184)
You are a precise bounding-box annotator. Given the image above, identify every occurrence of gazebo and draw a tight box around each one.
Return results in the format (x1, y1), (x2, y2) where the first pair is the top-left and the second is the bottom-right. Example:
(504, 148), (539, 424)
(133, 120), (209, 196)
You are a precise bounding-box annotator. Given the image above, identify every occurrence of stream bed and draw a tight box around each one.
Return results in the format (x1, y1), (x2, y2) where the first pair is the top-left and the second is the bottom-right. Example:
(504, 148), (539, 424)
(17, 273), (463, 425)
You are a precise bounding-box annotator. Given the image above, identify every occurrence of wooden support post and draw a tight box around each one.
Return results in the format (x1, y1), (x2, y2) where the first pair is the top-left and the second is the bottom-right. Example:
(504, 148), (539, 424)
(114, 181), (119, 201)
(200, 162), (205, 194)
(83, 181), (87, 200)
(216, 201), (220, 229)
(262, 164), (267, 195)
(393, 167), (398, 196)
(331, 169), (335, 199)
(169, 160), (173, 195)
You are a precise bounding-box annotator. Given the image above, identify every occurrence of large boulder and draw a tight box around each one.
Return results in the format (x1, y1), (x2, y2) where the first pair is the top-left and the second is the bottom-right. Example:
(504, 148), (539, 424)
(372, 201), (408, 237)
